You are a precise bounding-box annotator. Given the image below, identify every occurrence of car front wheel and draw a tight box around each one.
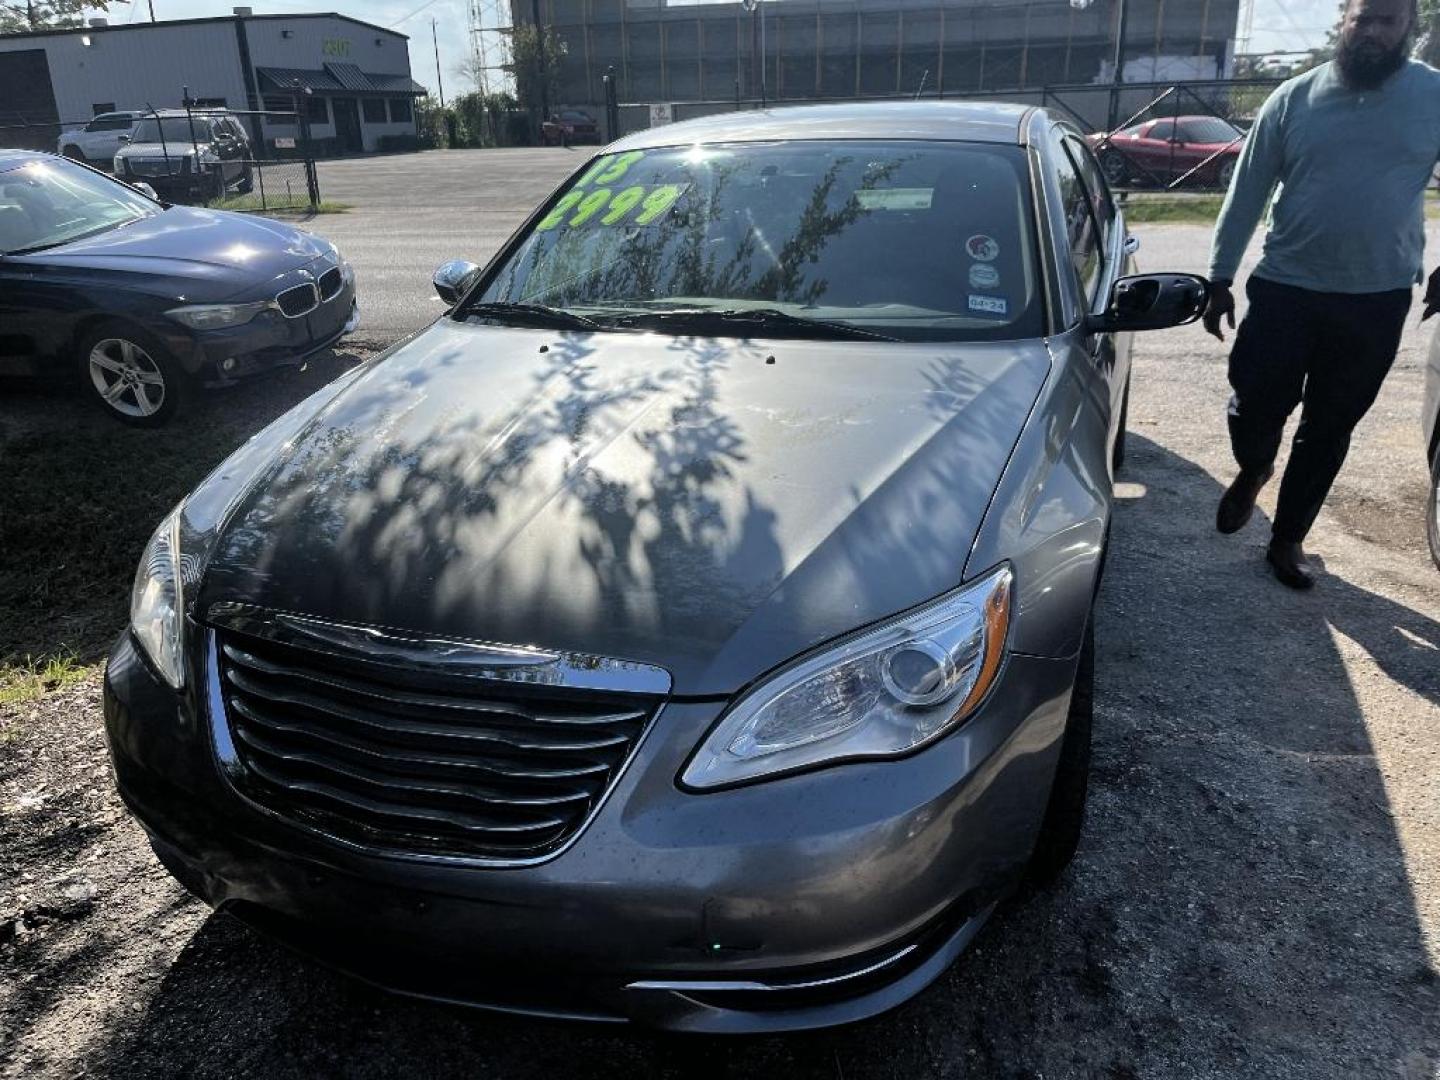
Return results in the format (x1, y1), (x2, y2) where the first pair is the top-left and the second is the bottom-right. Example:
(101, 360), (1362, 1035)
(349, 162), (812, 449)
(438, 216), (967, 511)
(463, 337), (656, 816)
(1024, 616), (1094, 889)
(1099, 148), (1129, 187)
(1428, 453), (1440, 571)
(78, 322), (182, 426)
(1216, 158), (1237, 190)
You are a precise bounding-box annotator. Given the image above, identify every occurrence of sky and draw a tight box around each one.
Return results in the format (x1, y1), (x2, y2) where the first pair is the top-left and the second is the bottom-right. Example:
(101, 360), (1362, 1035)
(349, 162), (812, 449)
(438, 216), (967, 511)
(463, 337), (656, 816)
(79, 0), (1343, 105)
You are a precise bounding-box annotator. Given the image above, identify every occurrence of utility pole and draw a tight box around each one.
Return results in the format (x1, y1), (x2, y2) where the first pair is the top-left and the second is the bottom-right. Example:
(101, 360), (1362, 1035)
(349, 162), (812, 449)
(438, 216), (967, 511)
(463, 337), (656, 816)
(1108, 0), (1130, 130)
(531, 0), (549, 125)
(432, 17), (445, 106)
(148, 0), (156, 22)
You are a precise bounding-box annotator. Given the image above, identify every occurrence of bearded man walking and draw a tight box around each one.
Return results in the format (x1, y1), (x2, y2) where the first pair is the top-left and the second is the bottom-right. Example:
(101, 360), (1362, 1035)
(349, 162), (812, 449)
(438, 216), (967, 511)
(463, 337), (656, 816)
(1205, 0), (1440, 588)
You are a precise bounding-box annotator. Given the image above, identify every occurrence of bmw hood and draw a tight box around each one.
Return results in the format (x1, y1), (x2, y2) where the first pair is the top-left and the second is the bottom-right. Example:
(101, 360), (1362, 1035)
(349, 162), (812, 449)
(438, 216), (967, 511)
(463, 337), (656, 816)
(196, 320), (1051, 695)
(32, 206), (330, 301)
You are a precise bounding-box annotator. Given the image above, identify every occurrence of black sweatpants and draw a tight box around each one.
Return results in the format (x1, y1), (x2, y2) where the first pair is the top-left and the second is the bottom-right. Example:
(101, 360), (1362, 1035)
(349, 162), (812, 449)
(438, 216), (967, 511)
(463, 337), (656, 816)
(1227, 275), (1411, 543)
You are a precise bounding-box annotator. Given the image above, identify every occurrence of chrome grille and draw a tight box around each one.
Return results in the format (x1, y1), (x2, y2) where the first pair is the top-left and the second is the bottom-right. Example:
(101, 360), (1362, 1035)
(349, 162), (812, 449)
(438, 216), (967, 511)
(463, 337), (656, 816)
(214, 631), (659, 860)
(317, 266), (343, 301)
(131, 158), (182, 176)
(276, 283), (318, 318)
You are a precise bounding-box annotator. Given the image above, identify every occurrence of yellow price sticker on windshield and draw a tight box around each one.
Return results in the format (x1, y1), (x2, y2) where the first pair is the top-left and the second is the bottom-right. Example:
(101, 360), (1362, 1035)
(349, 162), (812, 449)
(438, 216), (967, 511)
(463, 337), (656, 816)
(534, 182), (687, 232)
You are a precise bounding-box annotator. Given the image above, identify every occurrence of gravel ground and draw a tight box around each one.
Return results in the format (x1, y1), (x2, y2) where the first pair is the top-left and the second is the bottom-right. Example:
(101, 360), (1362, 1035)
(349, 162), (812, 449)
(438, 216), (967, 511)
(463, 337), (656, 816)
(2, 214), (1439, 1078)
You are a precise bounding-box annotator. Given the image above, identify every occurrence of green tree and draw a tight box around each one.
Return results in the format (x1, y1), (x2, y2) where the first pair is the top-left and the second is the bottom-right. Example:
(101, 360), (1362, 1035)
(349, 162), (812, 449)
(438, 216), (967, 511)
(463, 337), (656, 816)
(505, 24), (566, 122)
(0, 0), (126, 33)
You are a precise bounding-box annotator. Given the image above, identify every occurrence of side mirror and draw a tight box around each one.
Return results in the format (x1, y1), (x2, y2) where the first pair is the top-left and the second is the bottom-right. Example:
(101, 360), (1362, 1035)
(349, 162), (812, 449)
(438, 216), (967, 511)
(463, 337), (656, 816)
(1086, 273), (1209, 334)
(433, 259), (482, 305)
(117, 134), (130, 143)
(130, 181), (159, 200)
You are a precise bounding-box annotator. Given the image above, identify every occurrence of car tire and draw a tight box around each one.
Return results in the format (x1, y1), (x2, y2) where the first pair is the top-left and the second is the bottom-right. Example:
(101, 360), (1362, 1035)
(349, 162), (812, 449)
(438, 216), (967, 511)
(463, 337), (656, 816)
(77, 321), (184, 427)
(1023, 617), (1094, 890)
(237, 166), (254, 194)
(1113, 376), (1130, 475)
(1216, 158), (1237, 190)
(1427, 452), (1440, 572)
(1099, 148), (1129, 187)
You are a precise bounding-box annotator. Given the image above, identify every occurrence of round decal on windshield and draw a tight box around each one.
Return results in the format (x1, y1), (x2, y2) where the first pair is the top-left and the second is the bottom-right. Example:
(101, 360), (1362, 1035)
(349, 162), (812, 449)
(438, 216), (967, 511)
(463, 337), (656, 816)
(966, 235), (1000, 261)
(969, 263), (1001, 290)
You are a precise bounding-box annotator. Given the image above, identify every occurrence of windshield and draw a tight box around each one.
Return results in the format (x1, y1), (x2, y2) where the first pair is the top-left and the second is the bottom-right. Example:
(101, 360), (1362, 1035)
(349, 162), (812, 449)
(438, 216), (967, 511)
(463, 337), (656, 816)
(0, 159), (155, 254)
(130, 117), (211, 145)
(476, 141), (1043, 342)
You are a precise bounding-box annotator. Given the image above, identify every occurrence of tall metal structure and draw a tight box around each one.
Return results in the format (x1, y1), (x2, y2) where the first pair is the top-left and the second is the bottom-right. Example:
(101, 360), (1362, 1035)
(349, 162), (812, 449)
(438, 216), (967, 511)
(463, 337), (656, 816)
(468, 0), (512, 97)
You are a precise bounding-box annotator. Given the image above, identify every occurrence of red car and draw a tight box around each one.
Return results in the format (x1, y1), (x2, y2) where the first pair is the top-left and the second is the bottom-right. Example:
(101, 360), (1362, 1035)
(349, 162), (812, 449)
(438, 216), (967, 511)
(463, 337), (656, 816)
(541, 109), (601, 146)
(1088, 115), (1245, 189)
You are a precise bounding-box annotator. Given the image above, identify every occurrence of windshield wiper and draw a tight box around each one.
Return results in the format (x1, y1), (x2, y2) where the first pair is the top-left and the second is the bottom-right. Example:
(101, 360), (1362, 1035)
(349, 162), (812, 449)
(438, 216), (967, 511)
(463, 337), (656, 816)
(605, 307), (901, 342)
(462, 301), (603, 332)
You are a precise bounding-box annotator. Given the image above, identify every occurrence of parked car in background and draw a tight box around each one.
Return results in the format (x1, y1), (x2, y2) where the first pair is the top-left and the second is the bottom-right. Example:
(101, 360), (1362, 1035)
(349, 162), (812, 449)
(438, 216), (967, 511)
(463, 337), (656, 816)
(1425, 326), (1440, 569)
(56, 111), (145, 169)
(1089, 115), (1246, 189)
(542, 109), (600, 146)
(0, 151), (357, 426)
(104, 101), (1208, 1031)
(112, 110), (253, 201)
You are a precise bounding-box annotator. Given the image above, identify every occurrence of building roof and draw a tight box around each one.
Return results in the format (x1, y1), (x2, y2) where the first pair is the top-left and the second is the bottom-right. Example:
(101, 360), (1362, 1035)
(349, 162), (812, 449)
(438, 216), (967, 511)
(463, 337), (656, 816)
(0, 12), (408, 43)
(609, 101), (1034, 153)
(257, 65), (427, 95)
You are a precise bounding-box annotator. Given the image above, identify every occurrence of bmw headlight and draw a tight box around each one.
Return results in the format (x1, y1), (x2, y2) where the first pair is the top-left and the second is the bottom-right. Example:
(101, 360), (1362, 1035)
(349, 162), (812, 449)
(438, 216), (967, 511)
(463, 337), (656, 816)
(165, 301), (273, 331)
(681, 565), (1013, 790)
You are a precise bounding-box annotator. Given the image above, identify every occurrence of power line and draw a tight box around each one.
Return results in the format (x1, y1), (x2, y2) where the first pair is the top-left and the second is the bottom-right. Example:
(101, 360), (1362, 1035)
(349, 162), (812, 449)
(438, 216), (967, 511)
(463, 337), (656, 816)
(388, 0), (445, 29)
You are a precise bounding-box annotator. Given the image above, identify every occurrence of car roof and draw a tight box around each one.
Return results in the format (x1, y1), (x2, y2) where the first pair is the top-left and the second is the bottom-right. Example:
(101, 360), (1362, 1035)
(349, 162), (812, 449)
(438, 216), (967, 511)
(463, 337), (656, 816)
(607, 100), (1036, 152)
(0, 149), (51, 173)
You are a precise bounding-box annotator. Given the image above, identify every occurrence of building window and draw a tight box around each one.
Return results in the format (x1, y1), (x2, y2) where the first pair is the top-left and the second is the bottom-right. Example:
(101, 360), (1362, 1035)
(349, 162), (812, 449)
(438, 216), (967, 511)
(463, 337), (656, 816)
(281, 29), (293, 38)
(307, 96), (330, 124)
(388, 97), (412, 123)
(92, 102), (115, 116)
(362, 98), (387, 123)
(262, 94), (297, 123)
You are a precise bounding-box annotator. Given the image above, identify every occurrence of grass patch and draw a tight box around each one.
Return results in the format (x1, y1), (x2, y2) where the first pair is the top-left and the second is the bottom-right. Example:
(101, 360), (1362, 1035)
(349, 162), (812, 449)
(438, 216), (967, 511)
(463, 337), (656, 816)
(209, 196), (351, 215)
(1120, 195), (1226, 225)
(0, 651), (93, 708)
(1121, 189), (1440, 225)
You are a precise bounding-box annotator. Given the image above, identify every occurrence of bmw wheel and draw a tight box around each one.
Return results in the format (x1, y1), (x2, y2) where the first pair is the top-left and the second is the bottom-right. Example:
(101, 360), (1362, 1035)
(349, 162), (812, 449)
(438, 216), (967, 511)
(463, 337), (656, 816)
(1024, 617), (1094, 889)
(1428, 454), (1440, 572)
(78, 322), (182, 427)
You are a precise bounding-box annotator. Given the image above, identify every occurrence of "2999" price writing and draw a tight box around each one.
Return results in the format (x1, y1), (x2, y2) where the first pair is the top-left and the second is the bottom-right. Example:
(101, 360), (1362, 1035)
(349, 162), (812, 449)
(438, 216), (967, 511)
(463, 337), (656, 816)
(535, 150), (685, 231)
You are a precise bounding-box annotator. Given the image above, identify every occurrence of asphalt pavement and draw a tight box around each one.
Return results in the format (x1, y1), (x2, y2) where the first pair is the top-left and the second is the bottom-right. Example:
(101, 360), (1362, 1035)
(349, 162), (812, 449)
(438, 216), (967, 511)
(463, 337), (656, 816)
(309, 149), (586, 339)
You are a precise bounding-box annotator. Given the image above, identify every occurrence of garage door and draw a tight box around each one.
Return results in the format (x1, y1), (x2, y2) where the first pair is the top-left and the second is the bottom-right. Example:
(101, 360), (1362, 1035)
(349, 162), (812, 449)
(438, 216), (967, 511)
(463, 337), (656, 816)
(0, 50), (61, 152)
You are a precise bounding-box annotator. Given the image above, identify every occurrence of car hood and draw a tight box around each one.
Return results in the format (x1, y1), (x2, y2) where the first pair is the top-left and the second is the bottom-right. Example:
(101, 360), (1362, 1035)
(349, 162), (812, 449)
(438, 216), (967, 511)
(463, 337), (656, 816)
(32, 206), (329, 301)
(196, 321), (1051, 695)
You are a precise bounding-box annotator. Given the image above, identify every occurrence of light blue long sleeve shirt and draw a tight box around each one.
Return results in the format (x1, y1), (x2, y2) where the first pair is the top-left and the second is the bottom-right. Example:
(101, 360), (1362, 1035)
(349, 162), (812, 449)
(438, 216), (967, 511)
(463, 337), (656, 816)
(1209, 59), (1440, 293)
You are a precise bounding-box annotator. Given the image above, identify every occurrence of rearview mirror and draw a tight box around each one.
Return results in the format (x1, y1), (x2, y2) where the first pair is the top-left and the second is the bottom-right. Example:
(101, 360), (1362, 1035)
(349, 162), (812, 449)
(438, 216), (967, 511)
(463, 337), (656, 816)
(1087, 273), (1209, 334)
(433, 259), (482, 305)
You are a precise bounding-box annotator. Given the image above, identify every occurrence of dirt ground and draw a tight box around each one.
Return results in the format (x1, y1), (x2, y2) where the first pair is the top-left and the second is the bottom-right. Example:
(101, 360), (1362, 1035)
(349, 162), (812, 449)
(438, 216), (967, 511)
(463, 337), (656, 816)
(3, 224), (1440, 1079)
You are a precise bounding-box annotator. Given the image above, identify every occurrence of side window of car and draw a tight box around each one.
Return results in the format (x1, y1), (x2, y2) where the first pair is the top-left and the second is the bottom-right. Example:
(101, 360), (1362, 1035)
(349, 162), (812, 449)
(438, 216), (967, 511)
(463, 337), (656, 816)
(1051, 130), (1104, 307)
(1064, 136), (1116, 252)
(1149, 119), (1175, 142)
(1173, 121), (1198, 144)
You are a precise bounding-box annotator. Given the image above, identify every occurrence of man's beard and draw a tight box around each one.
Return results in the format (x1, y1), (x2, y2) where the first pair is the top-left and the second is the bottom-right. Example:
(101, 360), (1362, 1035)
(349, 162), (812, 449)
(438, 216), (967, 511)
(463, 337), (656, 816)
(1335, 34), (1409, 89)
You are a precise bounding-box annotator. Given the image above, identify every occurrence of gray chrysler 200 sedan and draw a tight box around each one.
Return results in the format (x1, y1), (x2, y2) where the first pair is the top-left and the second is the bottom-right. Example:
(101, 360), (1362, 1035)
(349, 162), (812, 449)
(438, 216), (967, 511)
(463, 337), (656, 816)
(104, 102), (1207, 1032)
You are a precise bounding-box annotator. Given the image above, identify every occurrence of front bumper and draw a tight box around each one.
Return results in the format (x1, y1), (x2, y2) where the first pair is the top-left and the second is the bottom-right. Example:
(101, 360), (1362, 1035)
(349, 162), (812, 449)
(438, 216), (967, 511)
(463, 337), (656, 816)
(104, 627), (1076, 1033)
(159, 278), (358, 386)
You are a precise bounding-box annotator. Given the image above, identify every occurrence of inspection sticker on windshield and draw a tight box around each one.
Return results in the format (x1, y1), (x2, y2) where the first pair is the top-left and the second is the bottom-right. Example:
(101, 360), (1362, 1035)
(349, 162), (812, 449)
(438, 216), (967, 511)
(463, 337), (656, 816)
(969, 295), (1008, 316)
(966, 234), (1000, 261)
(969, 263), (1000, 290)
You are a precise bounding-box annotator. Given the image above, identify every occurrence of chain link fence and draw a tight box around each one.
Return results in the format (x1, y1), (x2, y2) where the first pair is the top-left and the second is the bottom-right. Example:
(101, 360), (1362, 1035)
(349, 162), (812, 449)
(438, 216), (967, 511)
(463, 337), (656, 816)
(1, 100), (321, 213)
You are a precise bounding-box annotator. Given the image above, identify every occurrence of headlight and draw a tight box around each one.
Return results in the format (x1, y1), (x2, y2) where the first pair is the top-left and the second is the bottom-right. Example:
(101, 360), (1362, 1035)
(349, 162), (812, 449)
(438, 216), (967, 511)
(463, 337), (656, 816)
(130, 507), (186, 688)
(681, 565), (1013, 790)
(113, 155), (124, 173)
(130, 504), (216, 689)
(166, 301), (273, 331)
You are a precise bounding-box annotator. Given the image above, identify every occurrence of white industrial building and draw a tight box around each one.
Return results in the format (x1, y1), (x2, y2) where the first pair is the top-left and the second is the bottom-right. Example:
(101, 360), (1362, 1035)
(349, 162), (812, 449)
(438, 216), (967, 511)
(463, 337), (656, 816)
(0, 9), (427, 154)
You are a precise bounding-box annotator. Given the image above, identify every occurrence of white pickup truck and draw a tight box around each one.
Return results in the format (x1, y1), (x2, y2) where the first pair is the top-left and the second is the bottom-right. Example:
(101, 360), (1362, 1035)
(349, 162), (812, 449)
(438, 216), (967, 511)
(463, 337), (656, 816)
(56, 111), (145, 169)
